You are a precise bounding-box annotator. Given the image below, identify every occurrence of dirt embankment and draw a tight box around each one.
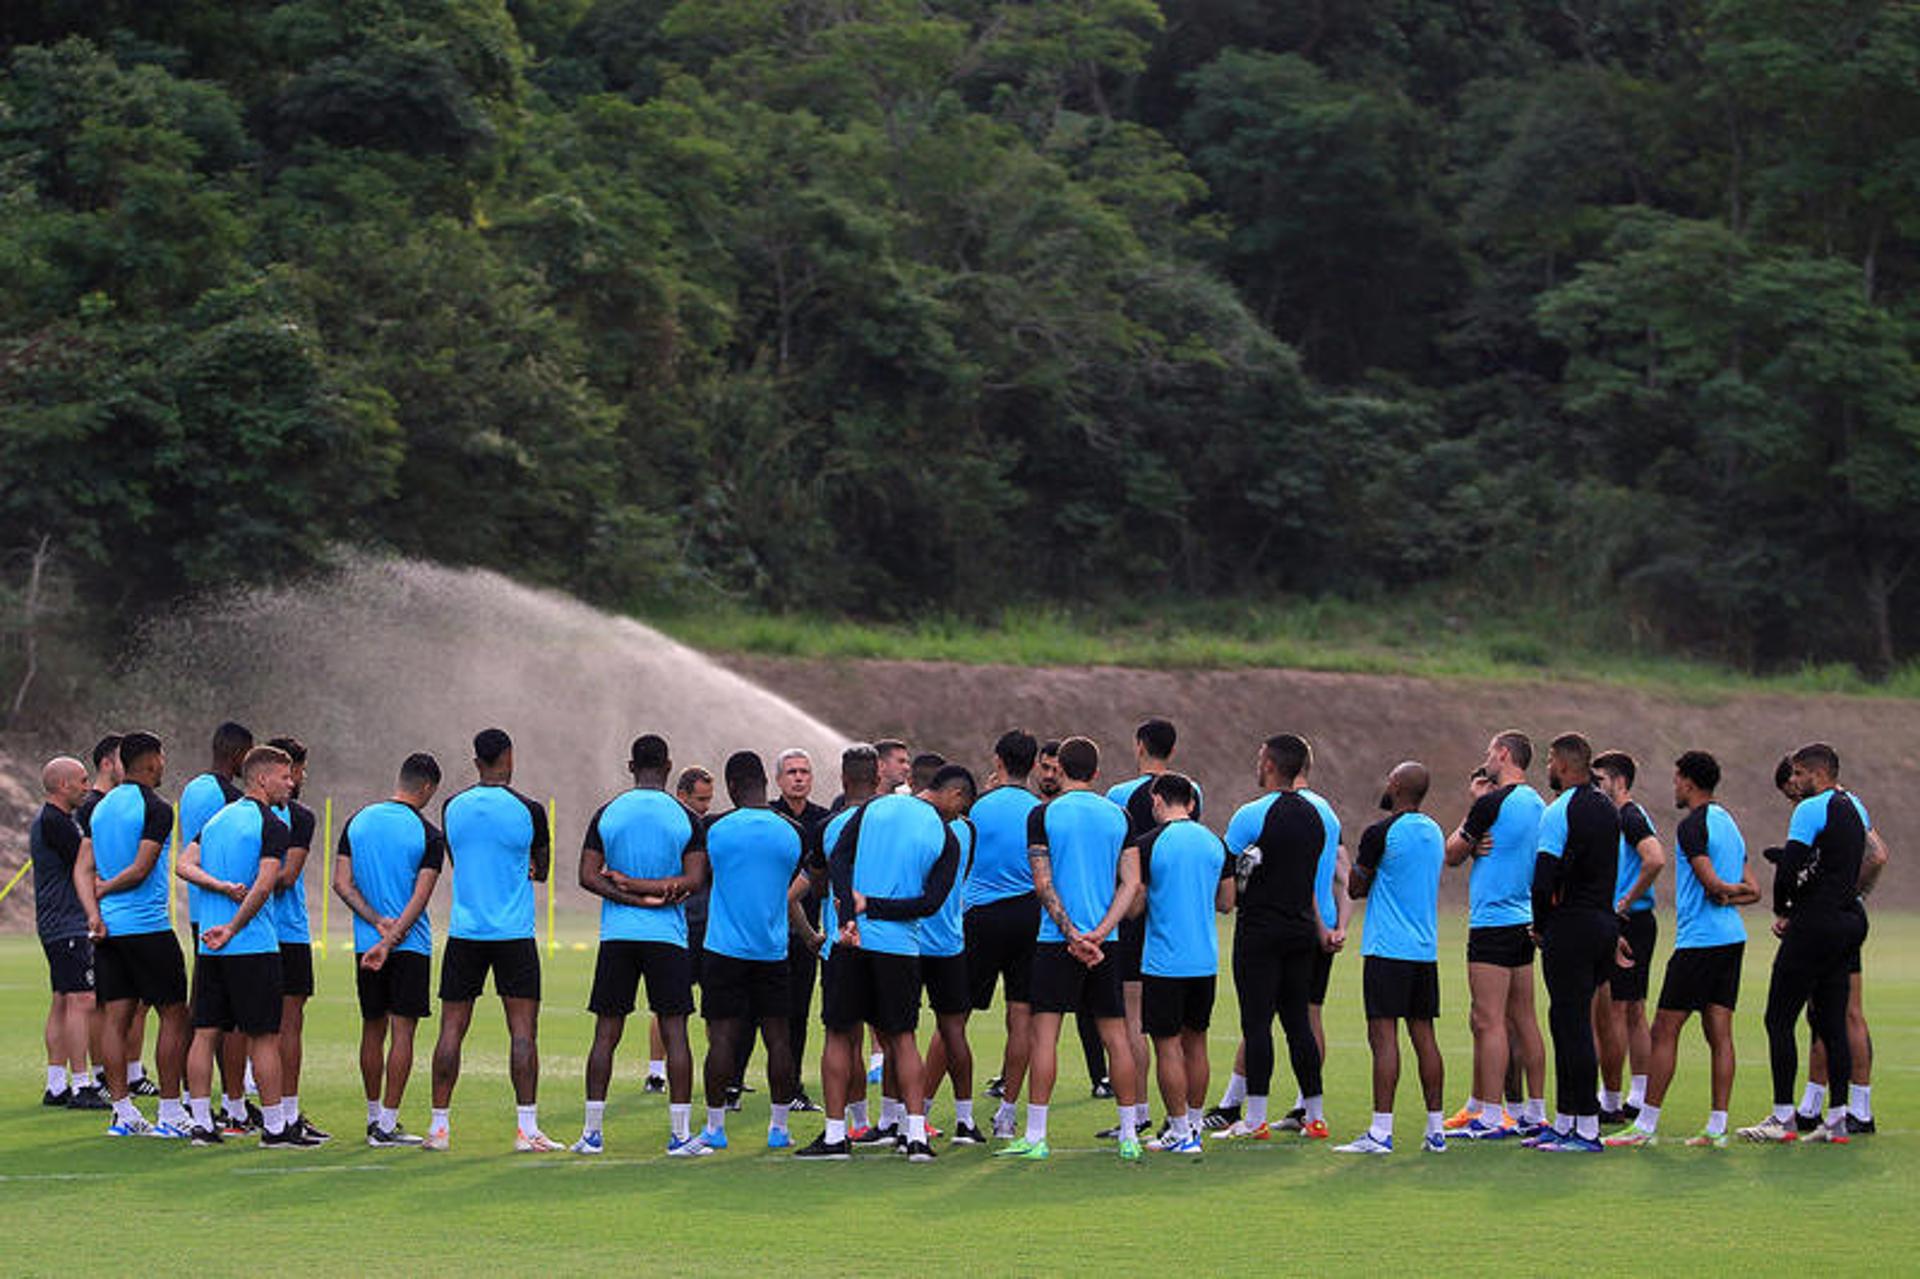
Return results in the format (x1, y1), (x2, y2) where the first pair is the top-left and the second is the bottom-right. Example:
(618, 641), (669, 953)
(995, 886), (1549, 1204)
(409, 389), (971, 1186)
(726, 657), (1917, 910)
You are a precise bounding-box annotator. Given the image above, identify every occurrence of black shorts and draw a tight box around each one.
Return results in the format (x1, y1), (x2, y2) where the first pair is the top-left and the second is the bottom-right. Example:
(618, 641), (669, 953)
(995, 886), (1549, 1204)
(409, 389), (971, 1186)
(1141, 974), (1214, 1037)
(701, 951), (788, 1023)
(1363, 956), (1441, 1021)
(279, 943), (315, 998)
(356, 950), (432, 1021)
(194, 952), (284, 1035)
(1310, 945), (1334, 1005)
(95, 930), (187, 1007)
(964, 894), (1039, 1009)
(43, 937), (94, 994)
(590, 940), (694, 1018)
(1030, 942), (1124, 1020)
(920, 953), (970, 1016)
(1610, 911), (1656, 1002)
(1847, 938), (1863, 976)
(439, 937), (542, 1002)
(1467, 923), (1536, 969)
(1113, 915), (1145, 983)
(824, 948), (920, 1034)
(1659, 943), (1744, 1013)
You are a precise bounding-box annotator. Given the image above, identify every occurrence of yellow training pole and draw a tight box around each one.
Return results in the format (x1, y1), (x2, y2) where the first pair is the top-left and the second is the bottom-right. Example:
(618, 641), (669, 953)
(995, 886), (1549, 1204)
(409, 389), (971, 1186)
(0, 859), (30, 906)
(319, 796), (333, 960)
(546, 798), (558, 954)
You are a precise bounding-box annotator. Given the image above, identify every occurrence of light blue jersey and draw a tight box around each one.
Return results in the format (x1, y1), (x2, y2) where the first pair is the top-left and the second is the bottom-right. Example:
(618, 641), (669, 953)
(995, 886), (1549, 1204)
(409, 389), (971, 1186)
(443, 784), (549, 942)
(83, 783), (174, 936)
(196, 799), (286, 956)
(1461, 783), (1545, 928)
(1672, 802), (1747, 951)
(704, 807), (804, 962)
(1357, 811), (1444, 962)
(339, 800), (444, 956)
(586, 788), (703, 946)
(1137, 818), (1228, 978)
(1028, 790), (1129, 942)
(963, 786), (1041, 908)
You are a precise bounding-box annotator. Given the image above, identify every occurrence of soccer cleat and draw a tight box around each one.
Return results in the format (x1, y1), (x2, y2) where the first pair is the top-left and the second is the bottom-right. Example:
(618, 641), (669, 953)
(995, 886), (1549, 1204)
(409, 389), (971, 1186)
(1333, 1132), (1393, 1155)
(1442, 1105), (1480, 1131)
(1459, 1117), (1514, 1141)
(695, 1127), (728, 1151)
(1201, 1104), (1240, 1131)
(1423, 1132), (1447, 1154)
(188, 1125), (223, 1146)
(766, 1129), (793, 1150)
(67, 1087), (110, 1111)
(260, 1125), (323, 1149)
(951, 1122), (986, 1145)
(1144, 1130), (1182, 1152)
(1802, 1122), (1850, 1145)
(643, 1075), (666, 1095)
(368, 1123), (424, 1148)
(1091, 1078), (1114, 1100)
(894, 1130), (909, 1155)
(846, 1124), (874, 1144)
(570, 1132), (604, 1155)
(1684, 1129), (1728, 1148)
(1275, 1107), (1306, 1133)
(925, 1120), (944, 1140)
(724, 1086), (744, 1113)
(1603, 1125), (1656, 1148)
(851, 1123), (896, 1149)
(1549, 1133), (1605, 1154)
(1518, 1125), (1561, 1148)
(666, 1134), (711, 1157)
(1845, 1114), (1876, 1136)
(906, 1139), (936, 1162)
(1117, 1135), (1143, 1162)
(245, 1100), (266, 1129)
(985, 1075), (1005, 1100)
(421, 1128), (450, 1151)
(130, 1076), (161, 1098)
(1794, 1111), (1822, 1134)
(991, 1114), (1017, 1141)
(1209, 1119), (1270, 1141)
(793, 1133), (850, 1160)
(790, 1091), (821, 1113)
(150, 1121), (192, 1140)
(1300, 1119), (1330, 1141)
(294, 1116), (332, 1144)
(1171, 1133), (1204, 1155)
(1737, 1115), (1798, 1143)
(992, 1137), (1049, 1160)
(43, 1088), (71, 1108)
(219, 1113), (252, 1138)
(515, 1128), (565, 1153)
(1597, 1107), (1628, 1128)
(108, 1114), (154, 1138)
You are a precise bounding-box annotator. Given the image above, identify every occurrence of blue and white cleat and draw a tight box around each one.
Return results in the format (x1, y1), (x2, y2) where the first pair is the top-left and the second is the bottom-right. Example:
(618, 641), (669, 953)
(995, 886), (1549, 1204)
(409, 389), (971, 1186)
(766, 1129), (793, 1150)
(1171, 1133), (1204, 1155)
(1549, 1133), (1604, 1154)
(699, 1126), (728, 1151)
(666, 1133), (711, 1158)
(1332, 1132), (1393, 1155)
(1460, 1117), (1514, 1141)
(150, 1120), (192, 1140)
(1423, 1131), (1447, 1153)
(107, 1115), (153, 1137)
(569, 1132), (604, 1155)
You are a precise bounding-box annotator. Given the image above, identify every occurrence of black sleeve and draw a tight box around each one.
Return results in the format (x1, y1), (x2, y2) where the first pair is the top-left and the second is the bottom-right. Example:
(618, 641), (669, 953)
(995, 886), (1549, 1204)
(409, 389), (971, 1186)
(518, 789), (551, 881)
(258, 808), (290, 863)
(420, 820), (447, 872)
(1027, 803), (1049, 850)
(1216, 831), (1234, 880)
(75, 801), (93, 839)
(682, 802), (707, 852)
(140, 791), (174, 843)
(827, 806), (866, 911)
(1620, 803), (1655, 847)
(1773, 840), (1811, 916)
(1531, 853), (1561, 926)
(865, 824), (962, 921)
(288, 803), (317, 850)
(1136, 827), (1162, 884)
(1460, 789), (1504, 842)
(582, 803), (608, 854)
(1355, 819), (1390, 873)
(1676, 809), (1709, 865)
(46, 812), (81, 863)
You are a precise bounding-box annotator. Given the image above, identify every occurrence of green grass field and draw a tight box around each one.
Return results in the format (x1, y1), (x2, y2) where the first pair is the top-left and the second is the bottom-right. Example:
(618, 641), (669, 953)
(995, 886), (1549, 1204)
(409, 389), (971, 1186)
(1, 917), (1913, 1277)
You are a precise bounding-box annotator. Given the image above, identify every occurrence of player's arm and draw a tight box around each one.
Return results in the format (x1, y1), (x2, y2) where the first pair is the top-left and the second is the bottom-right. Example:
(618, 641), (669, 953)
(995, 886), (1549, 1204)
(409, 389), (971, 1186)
(1333, 843), (1355, 931)
(1619, 835), (1664, 913)
(202, 849), (280, 951)
(1349, 824), (1387, 899)
(277, 832), (310, 892)
(1086, 845), (1140, 943)
(175, 837), (239, 899)
(579, 841), (659, 908)
(1124, 841), (1147, 918)
(863, 830), (961, 920)
(74, 837), (105, 937)
(99, 833), (165, 898)
(1446, 791), (1499, 867)
(786, 870), (823, 950)
(332, 829), (394, 930)
(1030, 851), (1076, 941)
(1689, 852), (1758, 906)
(528, 797), (552, 884)
(1859, 829), (1889, 898)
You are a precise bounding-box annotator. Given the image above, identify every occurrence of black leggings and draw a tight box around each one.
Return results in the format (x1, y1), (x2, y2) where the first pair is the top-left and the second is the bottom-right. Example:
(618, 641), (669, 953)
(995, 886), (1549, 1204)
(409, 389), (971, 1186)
(1542, 910), (1617, 1119)
(1765, 915), (1865, 1107)
(1233, 935), (1321, 1099)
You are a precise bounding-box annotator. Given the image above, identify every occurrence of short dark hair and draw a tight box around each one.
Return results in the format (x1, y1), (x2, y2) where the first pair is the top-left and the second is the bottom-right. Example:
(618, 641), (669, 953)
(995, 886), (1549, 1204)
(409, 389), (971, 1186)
(91, 734), (122, 769)
(1791, 742), (1840, 778)
(912, 751), (946, 771)
(874, 738), (909, 759)
(675, 765), (713, 796)
(1592, 750), (1636, 788)
(1058, 736), (1099, 782)
(241, 744), (292, 779)
(118, 731), (162, 770)
(1039, 739), (1061, 759)
(724, 750), (766, 791)
(1148, 771), (1196, 810)
(1675, 750), (1721, 794)
(1773, 755), (1793, 793)
(1263, 734), (1310, 783)
(930, 764), (977, 799)
(212, 721), (254, 763)
(629, 734), (670, 773)
(994, 729), (1038, 778)
(1135, 718), (1177, 761)
(1493, 730), (1532, 770)
(399, 752), (442, 790)
(473, 728), (513, 765)
(266, 735), (307, 765)
(841, 743), (878, 788)
(1549, 733), (1593, 772)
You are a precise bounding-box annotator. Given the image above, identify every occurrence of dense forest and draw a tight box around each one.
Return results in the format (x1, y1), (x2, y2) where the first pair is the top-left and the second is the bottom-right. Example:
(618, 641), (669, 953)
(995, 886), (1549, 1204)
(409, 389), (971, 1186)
(2, 0), (1917, 686)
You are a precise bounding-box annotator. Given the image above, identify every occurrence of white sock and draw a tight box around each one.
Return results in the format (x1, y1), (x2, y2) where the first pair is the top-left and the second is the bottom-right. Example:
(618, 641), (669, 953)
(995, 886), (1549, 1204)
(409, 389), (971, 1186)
(906, 1113), (927, 1142)
(1575, 1114), (1598, 1141)
(46, 1065), (67, 1095)
(1599, 1088), (1621, 1111)
(825, 1117), (846, 1143)
(1025, 1102), (1049, 1143)
(648, 1059), (665, 1078)
(1773, 1103), (1795, 1123)
(994, 1100), (1015, 1128)
(1826, 1105), (1847, 1129)
(770, 1103), (791, 1134)
(379, 1106), (398, 1132)
(670, 1103), (691, 1140)
(114, 1096), (142, 1124)
(1219, 1073), (1247, 1107)
(1706, 1109), (1727, 1136)
(882, 1096), (902, 1128)
(243, 1062), (257, 1096)
(1246, 1095), (1269, 1126)
(848, 1100), (869, 1129)
(1639, 1103), (1661, 1134)
(1167, 1114), (1190, 1141)
(1115, 1103), (1131, 1135)
(263, 1107), (286, 1136)
(127, 1059), (146, 1083)
(955, 1098), (974, 1126)
(367, 1098), (381, 1125)
(158, 1097), (187, 1127)
(223, 1095), (247, 1122)
(430, 1108), (450, 1135)
(1553, 1111), (1570, 1134)
(1303, 1095), (1323, 1123)
(584, 1100), (605, 1136)
(1186, 1106), (1203, 1132)
(516, 1104), (538, 1134)
(1850, 1083), (1873, 1121)
(1798, 1082), (1826, 1117)
(1370, 1111), (1393, 1142)
(283, 1095), (299, 1124)
(1426, 1110), (1444, 1137)
(189, 1096), (212, 1129)
(1627, 1074), (1648, 1108)
(706, 1106), (726, 1135)
(1525, 1098), (1546, 1125)
(1465, 1096), (1487, 1117)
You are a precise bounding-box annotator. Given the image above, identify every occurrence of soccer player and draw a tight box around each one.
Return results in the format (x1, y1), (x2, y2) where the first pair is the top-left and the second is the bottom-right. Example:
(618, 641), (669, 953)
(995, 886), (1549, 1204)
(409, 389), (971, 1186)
(574, 734), (708, 1156)
(646, 765), (716, 1093)
(1590, 750), (1665, 1124)
(961, 730), (1043, 1139)
(1018, 737), (1110, 1100)
(1335, 761), (1447, 1155)
(79, 736), (151, 1099)
(696, 752), (805, 1153)
(876, 739), (913, 795)
(1211, 734), (1331, 1143)
(1289, 751), (1352, 1132)
(33, 756), (105, 1109)
(915, 776), (981, 1145)
(1524, 734), (1620, 1153)
(187, 745), (315, 1147)
(177, 720), (256, 1131)
(334, 752), (447, 1147)
(1606, 751), (1758, 1148)
(1741, 743), (1868, 1144)
(768, 748), (829, 1112)
(1443, 730), (1549, 1139)
(1133, 773), (1229, 1156)
(265, 736), (326, 1143)
(824, 766), (970, 1162)
(74, 730), (192, 1138)
(428, 728), (556, 1152)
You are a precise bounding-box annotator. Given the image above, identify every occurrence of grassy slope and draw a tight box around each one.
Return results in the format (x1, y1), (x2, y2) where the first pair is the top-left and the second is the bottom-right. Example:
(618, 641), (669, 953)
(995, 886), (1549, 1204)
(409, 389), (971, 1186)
(0, 916), (1913, 1276)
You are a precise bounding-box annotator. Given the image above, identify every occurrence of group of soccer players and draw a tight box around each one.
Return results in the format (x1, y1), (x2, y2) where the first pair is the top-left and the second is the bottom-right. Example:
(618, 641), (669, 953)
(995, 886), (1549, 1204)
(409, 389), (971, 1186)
(25, 715), (1885, 1158)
